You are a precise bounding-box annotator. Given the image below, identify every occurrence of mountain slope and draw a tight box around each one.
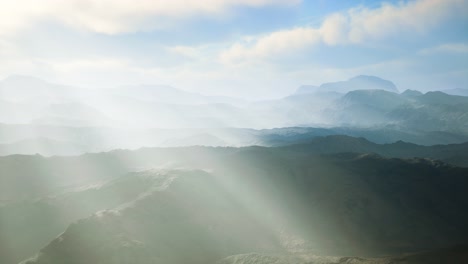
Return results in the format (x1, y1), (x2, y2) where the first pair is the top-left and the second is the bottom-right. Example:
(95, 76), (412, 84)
(218, 246), (468, 264)
(442, 88), (468, 96)
(0, 172), (154, 264)
(2, 135), (467, 202)
(282, 135), (468, 167)
(23, 170), (282, 264)
(19, 152), (468, 263)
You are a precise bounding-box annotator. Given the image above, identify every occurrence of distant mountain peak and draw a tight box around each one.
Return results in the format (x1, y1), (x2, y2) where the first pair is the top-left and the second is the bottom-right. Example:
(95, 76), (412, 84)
(345, 75), (398, 92)
(295, 75), (398, 95)
(401, 89), (423, 97)
(349, 75), (388, 82)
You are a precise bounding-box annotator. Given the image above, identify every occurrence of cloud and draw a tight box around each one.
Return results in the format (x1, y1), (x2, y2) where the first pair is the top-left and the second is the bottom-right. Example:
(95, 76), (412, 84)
(220, 27), (321, 64)
(347, 0), (467, 43)
(419, 43), (468, 55)
(0, 0), (299, 35)
(167, 46), (202, 59)
(220, 0), (468, 64)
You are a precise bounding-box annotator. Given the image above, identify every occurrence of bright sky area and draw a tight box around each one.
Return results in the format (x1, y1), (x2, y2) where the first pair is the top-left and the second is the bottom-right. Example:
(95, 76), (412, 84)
(0, 0), (467, 98)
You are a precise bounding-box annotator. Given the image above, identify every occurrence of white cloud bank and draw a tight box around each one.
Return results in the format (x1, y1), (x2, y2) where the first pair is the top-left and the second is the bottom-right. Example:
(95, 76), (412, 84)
(220, 0), (468, 64)
(0, 0), (299, 35)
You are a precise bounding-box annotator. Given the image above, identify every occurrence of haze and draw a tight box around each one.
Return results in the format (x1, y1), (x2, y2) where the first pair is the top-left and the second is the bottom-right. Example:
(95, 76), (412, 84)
(1, 1), (468, 264)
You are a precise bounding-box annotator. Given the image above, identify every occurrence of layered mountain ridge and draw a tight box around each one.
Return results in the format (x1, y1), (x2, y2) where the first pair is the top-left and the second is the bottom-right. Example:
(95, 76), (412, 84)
(1, 74), (468, 157)
(2, 74), (468, 263)
(1, 145), (465, 264)
(1, 75), (466, 131)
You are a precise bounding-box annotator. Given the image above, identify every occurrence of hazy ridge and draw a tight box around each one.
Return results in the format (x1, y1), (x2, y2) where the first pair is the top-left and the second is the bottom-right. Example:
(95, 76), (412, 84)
(1, 75), (468, 263)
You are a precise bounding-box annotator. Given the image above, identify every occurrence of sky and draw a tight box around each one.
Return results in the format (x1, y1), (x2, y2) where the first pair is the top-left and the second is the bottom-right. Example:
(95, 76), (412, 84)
(0, 0), (467, 99)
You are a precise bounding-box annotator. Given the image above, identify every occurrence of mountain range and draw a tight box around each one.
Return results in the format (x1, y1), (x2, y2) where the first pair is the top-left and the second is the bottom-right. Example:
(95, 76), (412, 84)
(1, 75), (467, 157)
(1, 75), (466, 131)
(1, 74), (468, 263)
(0, 139), (466, 263)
